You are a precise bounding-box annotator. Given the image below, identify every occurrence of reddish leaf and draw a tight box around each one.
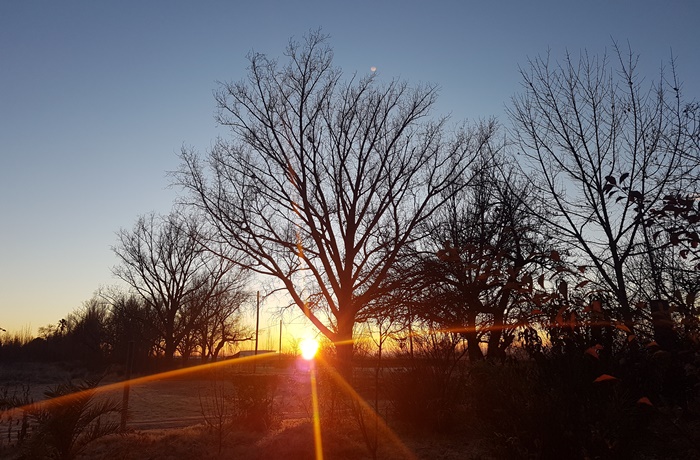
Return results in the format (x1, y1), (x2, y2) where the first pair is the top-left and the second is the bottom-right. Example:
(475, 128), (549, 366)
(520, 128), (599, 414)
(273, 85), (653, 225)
(531, 309), (544, 315)
(575, 280), (590, 289)
(593, 374), (618, 383)
(584, 347), (599, 359)
(636, 397), (653, 406)
(558, 280), (568, 299)
(537, 274), (545, 289)
(614, 322), (631, 333)
(550, 250), (561, 262)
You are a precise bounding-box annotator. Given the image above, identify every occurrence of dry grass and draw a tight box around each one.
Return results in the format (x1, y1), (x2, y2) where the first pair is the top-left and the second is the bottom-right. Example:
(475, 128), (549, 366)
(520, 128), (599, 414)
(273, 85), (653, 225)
(78, 417), (483, 460)
(0, 362), (487, 459)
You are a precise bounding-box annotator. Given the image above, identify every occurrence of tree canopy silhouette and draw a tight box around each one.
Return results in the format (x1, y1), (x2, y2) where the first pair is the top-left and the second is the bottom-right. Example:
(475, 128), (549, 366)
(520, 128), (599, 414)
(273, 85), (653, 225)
(508, 44), (699, 331)
(176, 31), (488, 378)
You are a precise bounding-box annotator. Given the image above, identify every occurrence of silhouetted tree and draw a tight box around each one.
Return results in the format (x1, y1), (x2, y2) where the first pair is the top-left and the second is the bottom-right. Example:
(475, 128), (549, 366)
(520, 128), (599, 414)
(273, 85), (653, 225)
(194, 288), (252, 362)
(177, 31), (484, 379)
(112, 211), (243, 366)
(412, 142), (558, 361)
(508, 44), (699, 332)
(64, 298), (111, 368)
(105, 292), (156, 371)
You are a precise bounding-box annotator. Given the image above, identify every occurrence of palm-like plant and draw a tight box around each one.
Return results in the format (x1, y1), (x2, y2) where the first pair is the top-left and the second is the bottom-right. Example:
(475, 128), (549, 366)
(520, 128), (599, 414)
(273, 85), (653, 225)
(24, 377), (120, 459)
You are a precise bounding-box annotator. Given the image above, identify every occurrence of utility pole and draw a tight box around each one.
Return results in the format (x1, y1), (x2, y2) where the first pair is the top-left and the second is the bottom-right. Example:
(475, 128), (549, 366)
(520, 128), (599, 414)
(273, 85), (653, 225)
(254, 291), (260, 373)
(279, 319), (283, 360)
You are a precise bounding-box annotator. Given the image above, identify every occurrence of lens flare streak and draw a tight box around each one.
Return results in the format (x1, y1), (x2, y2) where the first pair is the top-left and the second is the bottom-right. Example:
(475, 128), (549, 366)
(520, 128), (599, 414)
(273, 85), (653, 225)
(309, 362), (324, 460)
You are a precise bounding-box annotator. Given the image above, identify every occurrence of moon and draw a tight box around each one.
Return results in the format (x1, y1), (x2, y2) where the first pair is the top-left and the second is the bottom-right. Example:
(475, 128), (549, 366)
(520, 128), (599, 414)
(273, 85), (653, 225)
(370, 66), (377, 72)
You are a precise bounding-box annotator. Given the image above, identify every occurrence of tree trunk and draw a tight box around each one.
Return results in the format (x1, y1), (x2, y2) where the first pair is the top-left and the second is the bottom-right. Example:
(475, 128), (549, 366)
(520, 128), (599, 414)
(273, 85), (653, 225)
(464, 312), (483, 362)
(335, 314), (355, 384)
(486, 310), (505, 361)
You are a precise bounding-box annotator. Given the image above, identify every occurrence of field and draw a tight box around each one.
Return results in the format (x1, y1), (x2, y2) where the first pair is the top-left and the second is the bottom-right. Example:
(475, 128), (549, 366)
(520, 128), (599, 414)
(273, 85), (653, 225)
(0, 359), (481, 460)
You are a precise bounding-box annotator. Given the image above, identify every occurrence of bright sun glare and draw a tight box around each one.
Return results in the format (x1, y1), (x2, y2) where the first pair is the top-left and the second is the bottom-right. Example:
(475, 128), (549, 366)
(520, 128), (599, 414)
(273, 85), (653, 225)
(300, 337), (319, 360)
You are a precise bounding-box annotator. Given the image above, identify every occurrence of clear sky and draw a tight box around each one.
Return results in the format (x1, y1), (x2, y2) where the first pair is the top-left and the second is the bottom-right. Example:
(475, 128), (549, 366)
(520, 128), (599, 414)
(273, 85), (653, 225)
(1, 0), (698, 335)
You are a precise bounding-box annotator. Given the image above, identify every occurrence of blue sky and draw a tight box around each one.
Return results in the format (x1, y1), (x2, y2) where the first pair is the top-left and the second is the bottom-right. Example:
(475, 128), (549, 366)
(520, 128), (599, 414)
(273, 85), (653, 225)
(1, 1), (698, 335)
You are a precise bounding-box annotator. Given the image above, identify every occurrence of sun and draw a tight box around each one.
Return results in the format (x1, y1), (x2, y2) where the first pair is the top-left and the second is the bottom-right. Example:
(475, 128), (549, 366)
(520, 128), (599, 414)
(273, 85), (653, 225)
(299, 337), (319, 360)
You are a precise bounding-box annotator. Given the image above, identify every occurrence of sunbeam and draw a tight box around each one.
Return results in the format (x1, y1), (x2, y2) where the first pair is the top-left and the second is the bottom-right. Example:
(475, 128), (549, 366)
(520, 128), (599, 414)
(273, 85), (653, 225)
(314, 355), (418, 460)
(1, 352), (279, 420)
(309, 359), (324, 460)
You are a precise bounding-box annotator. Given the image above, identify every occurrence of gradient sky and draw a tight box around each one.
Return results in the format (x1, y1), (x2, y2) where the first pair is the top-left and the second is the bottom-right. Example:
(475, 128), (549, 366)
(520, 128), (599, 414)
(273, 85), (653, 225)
(1, 1), (698, 336)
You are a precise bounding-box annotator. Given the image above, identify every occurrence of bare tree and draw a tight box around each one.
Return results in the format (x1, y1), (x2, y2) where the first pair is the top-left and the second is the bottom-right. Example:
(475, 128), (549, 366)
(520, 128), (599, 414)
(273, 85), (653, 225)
(194, 287), (252, 362)
(176, 31), (483, 378)
(413, 143), (557, 361)
(112, 211), (241, 365)
(508, 44), (698, 332)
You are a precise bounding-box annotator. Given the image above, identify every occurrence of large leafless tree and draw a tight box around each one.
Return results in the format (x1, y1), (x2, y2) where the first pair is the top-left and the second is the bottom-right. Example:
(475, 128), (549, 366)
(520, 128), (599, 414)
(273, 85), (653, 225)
(177, 31), (485, 377)
(112, 211), (244, 364)
(508, 45), (699, 331)
(413, 140), (556, 362)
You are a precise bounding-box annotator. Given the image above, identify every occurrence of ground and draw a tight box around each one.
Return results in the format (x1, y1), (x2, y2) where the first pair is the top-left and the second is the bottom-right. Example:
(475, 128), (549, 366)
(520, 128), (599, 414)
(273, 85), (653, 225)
(0, 360), (484, 460)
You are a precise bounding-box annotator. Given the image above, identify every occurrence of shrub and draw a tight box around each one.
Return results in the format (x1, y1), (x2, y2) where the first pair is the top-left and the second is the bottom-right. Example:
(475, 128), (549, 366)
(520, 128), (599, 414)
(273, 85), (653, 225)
(21, 377), (121, 460)
(230, 374), (280, 431)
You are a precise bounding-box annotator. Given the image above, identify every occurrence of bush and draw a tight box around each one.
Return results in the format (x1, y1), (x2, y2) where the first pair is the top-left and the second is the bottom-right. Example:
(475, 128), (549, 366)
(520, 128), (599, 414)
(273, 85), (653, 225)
(230, 374), (280, 431)
(466, 357), (657, 459)
(386, 361), (467, 434)
(20, 377), (121, 460)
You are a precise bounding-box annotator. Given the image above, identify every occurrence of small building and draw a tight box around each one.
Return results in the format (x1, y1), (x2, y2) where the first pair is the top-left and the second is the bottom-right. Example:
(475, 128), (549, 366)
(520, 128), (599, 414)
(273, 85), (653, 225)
(231, 349), (276, 359)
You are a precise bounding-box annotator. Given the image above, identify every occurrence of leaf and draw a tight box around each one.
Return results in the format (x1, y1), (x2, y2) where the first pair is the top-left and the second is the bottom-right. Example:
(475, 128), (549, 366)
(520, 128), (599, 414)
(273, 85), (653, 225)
(673, 290), (684, 304)
(645, 341), (659, 348)
(558, 280), (568, 299)
(577, 265), (586, 273)
(537, 274), (545, 289)
(614, 322), (631, 333)
(619, 172), (630, 182)
(593, 374), (618, 383)
(636, 397), (653, 406)
(605, 175), (617, 185)
(550, 250), (561, 262)
(575, 280), (590, 289)
(629, 190), (643, 202)
(531, 309), (544, 315)
(584, 347), (599, 359)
